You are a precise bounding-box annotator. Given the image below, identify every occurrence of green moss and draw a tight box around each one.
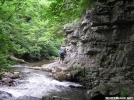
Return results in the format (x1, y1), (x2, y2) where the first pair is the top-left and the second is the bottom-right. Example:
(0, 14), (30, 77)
(121, 87), (130, 97)
(99, 73), (104, 78)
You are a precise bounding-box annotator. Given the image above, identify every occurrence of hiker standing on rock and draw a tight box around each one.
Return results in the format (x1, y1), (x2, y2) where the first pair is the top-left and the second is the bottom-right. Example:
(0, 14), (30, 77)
(59, 45), (66, 64)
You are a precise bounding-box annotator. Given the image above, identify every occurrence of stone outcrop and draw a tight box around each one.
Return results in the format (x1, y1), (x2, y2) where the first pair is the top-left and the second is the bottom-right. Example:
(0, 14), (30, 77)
(28, 62), (72, 81)
(63, 0), (134, 99)
(0, 72), (20, 86)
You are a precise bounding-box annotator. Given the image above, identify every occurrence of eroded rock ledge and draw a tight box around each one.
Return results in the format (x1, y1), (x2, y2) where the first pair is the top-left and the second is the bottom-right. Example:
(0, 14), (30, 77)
(63, 0), (134, 99)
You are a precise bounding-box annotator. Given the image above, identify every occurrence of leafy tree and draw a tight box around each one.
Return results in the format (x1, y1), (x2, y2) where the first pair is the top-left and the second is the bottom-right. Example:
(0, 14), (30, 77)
(0, 0), (95, 72)
(44, 0), (95, 22)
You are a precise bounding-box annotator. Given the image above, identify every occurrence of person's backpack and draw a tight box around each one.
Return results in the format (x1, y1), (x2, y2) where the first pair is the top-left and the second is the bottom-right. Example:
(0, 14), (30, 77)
(60, 47), (66, 55)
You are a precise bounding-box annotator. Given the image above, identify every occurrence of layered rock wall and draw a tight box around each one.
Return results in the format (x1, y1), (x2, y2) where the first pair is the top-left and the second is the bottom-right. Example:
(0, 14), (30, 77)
(64, 0), (134, 88)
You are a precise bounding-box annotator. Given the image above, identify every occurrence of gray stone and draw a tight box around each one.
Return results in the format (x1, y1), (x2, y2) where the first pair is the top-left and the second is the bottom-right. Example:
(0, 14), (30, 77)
(80, 36), (88, 43)
(0, 91), (12, 100)
(95, 5), (110, 15)
(64, 28), (74, 34)
(91, 25), (109, 32)
(77, 45), (84, 55)
(87, 83), (131, 100)
(72, 29), (79, 38)
(86, 47), (102, 55)
(81, 19), (89, 26)
(63, 0), (134, 94)
(70, 39), (78, 45)
(106, 0), (116, 5)
(83, 25), (89, 33)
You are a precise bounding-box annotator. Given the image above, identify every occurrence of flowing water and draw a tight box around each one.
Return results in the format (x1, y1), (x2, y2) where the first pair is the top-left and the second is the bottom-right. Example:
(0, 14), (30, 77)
(0, 60), (89, 100)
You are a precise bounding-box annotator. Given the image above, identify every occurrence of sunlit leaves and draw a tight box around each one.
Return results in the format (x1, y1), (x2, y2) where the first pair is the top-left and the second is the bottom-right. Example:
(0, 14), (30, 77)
(0, 34), (10, 53)
(0, 0), (95, 69)
(44, 0), (94, 22)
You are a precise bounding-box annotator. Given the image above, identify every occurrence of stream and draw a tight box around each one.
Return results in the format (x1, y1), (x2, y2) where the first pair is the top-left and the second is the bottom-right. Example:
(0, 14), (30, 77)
(0, 60), (89, 100)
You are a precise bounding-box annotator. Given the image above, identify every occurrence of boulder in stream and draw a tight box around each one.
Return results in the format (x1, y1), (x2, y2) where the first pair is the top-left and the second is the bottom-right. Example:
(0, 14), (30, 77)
(0, 71), (20, 86)
(4, 72), (21, 79)
(52, 71), (67, 81)
(13, 72), (21, 79)
(0, 91), (13, 100)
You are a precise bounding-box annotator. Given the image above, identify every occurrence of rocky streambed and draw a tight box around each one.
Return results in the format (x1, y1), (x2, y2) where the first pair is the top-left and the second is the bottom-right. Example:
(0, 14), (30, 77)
(0, 60), (89, 100)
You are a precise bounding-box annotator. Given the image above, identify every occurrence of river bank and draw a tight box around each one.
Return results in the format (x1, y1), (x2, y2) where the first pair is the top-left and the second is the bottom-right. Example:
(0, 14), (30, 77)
(0, 60), (89, 100)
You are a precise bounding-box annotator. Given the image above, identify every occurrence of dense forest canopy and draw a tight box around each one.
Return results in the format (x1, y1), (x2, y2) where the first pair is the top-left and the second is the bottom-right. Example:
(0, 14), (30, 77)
(0, 0), (94, 71)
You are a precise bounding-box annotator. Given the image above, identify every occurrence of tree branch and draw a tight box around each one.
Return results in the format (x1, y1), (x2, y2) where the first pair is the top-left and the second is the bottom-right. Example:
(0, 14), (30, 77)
(7, 2), (21, 21)
(1, 0), (6, 6)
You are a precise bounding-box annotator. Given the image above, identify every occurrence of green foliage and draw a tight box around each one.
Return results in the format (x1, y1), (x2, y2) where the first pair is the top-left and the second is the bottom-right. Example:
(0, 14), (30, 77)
(121, 87), (130, 97)
(72, 64), (83, 70)
(0, 54), (10, 71)
(44, 0), (95, 22)
(0, 0), (95, 71)
(0, 34), (13, 73)
(70, 64), (83, 76)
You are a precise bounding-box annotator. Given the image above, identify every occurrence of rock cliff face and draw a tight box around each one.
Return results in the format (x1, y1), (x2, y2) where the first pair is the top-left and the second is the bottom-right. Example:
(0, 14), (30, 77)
(64, 0), (134, 96)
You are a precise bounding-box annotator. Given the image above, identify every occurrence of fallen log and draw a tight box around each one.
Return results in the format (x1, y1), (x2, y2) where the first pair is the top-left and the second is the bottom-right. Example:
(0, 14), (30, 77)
(8, 55), (26, 63)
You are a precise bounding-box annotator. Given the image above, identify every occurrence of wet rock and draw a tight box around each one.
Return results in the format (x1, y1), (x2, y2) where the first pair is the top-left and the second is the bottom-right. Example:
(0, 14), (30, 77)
(87, 83), (134, 100)
(42, 62), (59, 72)
(0, 91), (12, 100)
(4, 72), (14, 78)
(87, 90), (105, 100)
(42, 67), (52, 72)
(87, 83), (109, 97)
(68, 84), (85, 89)
(16, 96), (41, 100)
(1, 77), (18, 86)
(52, 96), (60, 99)
(1, 71), (21, 86)
(41, 61), (68, 75)
(2, 78), (13, 84)
(29, 67), (42, 70)
(53, 71), (67, 81)
(42, 96), (70, 100)
(3, 71), (21, 79)
(42, 96), (50, 100)
(12, 72), (21, 79)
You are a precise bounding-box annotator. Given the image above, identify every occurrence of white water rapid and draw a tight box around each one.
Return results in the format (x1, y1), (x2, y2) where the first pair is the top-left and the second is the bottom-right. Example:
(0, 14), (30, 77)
(0, 64), (83, 99)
